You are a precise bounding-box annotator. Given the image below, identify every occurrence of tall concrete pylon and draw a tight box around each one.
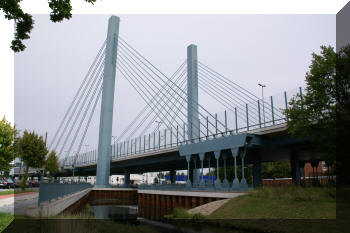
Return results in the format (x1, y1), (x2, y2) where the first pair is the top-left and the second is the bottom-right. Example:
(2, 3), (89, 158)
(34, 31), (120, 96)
(187, 44), (199, 141)
(187, 44), (200, 186)
(95, 15), (120, 188)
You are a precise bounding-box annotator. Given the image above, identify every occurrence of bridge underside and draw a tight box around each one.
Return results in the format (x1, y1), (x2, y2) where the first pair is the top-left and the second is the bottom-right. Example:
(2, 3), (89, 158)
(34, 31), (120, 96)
(67, 128), (316, 178)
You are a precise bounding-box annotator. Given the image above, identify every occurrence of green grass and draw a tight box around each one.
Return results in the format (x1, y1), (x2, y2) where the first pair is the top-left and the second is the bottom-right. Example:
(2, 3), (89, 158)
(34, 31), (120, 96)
(14, 188), (38, 195)
(166, 187), (339, 233)
(210, 186), (336, 219)
(0, 190), (14, 196)
(207, 187), (338, 233)
(0, 189), (38, 196)
(0, 213), (14, 232)
(165, 207), (205, 220)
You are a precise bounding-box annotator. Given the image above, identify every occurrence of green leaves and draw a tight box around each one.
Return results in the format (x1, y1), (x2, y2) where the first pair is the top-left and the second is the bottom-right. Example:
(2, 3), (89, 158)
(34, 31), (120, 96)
(1, 0), (97, 52)
(11, 13), (34, 52)
(17, 130), (48, 169)
(48, 0), (72, 22)
(45, 150), (59, 176)
(285, 45), (337, 162)
(0, 116), (15, 172)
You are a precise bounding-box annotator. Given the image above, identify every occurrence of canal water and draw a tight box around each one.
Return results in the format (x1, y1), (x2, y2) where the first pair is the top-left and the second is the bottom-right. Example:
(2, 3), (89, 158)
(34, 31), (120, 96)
(75, 199), (250, 233)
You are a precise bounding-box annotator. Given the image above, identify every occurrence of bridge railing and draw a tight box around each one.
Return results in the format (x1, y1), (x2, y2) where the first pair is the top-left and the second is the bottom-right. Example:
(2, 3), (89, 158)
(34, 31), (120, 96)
(62, 87), (302, 168)
(38, 182), (92, 206)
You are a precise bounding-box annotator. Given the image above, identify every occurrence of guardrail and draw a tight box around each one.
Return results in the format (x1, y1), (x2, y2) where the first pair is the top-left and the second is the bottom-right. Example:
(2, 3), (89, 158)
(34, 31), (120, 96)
(38, 182), (92, 206)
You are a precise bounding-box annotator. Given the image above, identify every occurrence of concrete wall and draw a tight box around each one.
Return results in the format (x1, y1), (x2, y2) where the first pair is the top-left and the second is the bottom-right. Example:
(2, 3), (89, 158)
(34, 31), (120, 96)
(138, 193), (223, 220)
(26, 188), (91, 217)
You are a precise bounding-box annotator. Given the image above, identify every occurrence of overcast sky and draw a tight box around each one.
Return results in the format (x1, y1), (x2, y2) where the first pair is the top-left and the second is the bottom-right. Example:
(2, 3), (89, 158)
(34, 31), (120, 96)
(14, 14), (335, 156)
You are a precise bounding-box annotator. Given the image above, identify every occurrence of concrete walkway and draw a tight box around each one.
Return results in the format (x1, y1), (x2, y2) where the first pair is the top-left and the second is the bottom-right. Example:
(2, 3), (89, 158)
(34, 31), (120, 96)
(138, 189), (245, 198)
(188, 193), (245, 216)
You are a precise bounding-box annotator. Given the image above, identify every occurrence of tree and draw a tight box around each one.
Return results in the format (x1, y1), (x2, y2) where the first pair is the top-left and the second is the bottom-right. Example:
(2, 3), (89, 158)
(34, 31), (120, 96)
(335, 44), (350, 186)
(45, 150), (59, 177)
(285, 45), (336, 163)
(1, 0), (97, 52)
(157, 172), (165, 179)
(17, 130), (48, 189)
(261, 162), (291, 179)
(0, 116), (15, 173)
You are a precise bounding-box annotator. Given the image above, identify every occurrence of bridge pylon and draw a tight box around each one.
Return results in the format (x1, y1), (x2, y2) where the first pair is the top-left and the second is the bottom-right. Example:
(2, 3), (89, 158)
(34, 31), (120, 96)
(187, 44), (199, 141)
(95, 15), (120, 188)
(187, 44), (200, 186)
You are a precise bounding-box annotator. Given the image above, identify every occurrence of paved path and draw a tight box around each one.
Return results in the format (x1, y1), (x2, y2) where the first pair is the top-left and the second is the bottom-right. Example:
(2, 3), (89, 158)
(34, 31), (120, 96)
(0, 192), (37, 200)
(188, 193), (245, 216)
(0, 192), (38, 215)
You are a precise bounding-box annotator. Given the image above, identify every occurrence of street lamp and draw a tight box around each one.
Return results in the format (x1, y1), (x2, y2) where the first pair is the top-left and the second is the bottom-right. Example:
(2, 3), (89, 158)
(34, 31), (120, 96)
(64, 151), (68, 167)
(258, 83), (266, 126)
(72, 151), (77, 179)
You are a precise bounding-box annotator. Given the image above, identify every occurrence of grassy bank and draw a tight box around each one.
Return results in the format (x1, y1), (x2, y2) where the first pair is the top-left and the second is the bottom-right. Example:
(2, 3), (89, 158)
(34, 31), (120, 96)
(166, 187), (339, 233)
(210, 186), (336, 219)
(0, 189), (38, 196)
(0, 213), (14, 232)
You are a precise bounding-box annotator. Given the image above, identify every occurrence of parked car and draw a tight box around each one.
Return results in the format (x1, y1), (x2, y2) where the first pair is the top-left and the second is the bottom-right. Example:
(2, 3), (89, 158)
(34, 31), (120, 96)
(0, 180), (6, 189)
(1, 178), (17, 189)
(27, 180), (39, 187)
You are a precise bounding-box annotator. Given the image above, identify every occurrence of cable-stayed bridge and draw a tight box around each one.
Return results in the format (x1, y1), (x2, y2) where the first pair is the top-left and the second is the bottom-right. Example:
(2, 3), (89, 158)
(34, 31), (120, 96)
(48, 16), (316, 191)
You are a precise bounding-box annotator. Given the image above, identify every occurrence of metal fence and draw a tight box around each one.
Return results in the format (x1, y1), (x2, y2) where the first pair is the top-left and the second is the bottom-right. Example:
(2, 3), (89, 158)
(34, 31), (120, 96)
(38, 182), (92, 206)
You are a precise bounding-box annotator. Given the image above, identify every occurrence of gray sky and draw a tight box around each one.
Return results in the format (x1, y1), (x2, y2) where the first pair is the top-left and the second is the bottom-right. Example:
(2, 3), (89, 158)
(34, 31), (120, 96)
(15, 14), (335, 156)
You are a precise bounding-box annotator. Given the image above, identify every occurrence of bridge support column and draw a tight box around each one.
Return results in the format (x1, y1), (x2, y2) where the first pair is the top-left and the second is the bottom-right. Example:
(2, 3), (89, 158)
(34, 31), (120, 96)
(253, 154), (262, 188)
(170, 170), (176, 184)
(199, 153), (205, 188)
(214, 151), (221, 189)
(240, 148), (248, 190)
(290, 151), (301, 186)
(230, 148), (240, 191)
(299, 161), (306, 186)
(186, 155), (192, 189)
(310, 159), (320, 186)
(193, 156), (199, 187)
(124, 169), (130, 187)
(95, 15), (120, 188)
(222, 153), (230, 188)
(207, 156), (212, 186)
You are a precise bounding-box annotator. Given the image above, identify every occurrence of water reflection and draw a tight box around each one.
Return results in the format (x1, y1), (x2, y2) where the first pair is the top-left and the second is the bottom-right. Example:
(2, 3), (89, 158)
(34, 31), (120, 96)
(92, 205), (138, 221)
(79, 199), (249, 233)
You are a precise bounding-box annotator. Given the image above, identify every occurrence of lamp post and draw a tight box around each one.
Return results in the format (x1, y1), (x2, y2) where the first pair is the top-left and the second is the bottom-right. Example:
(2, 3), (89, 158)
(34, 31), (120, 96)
(64, 151), (68, 167)
(258, 83), (266, 126)
(72, 151), (77, 179)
